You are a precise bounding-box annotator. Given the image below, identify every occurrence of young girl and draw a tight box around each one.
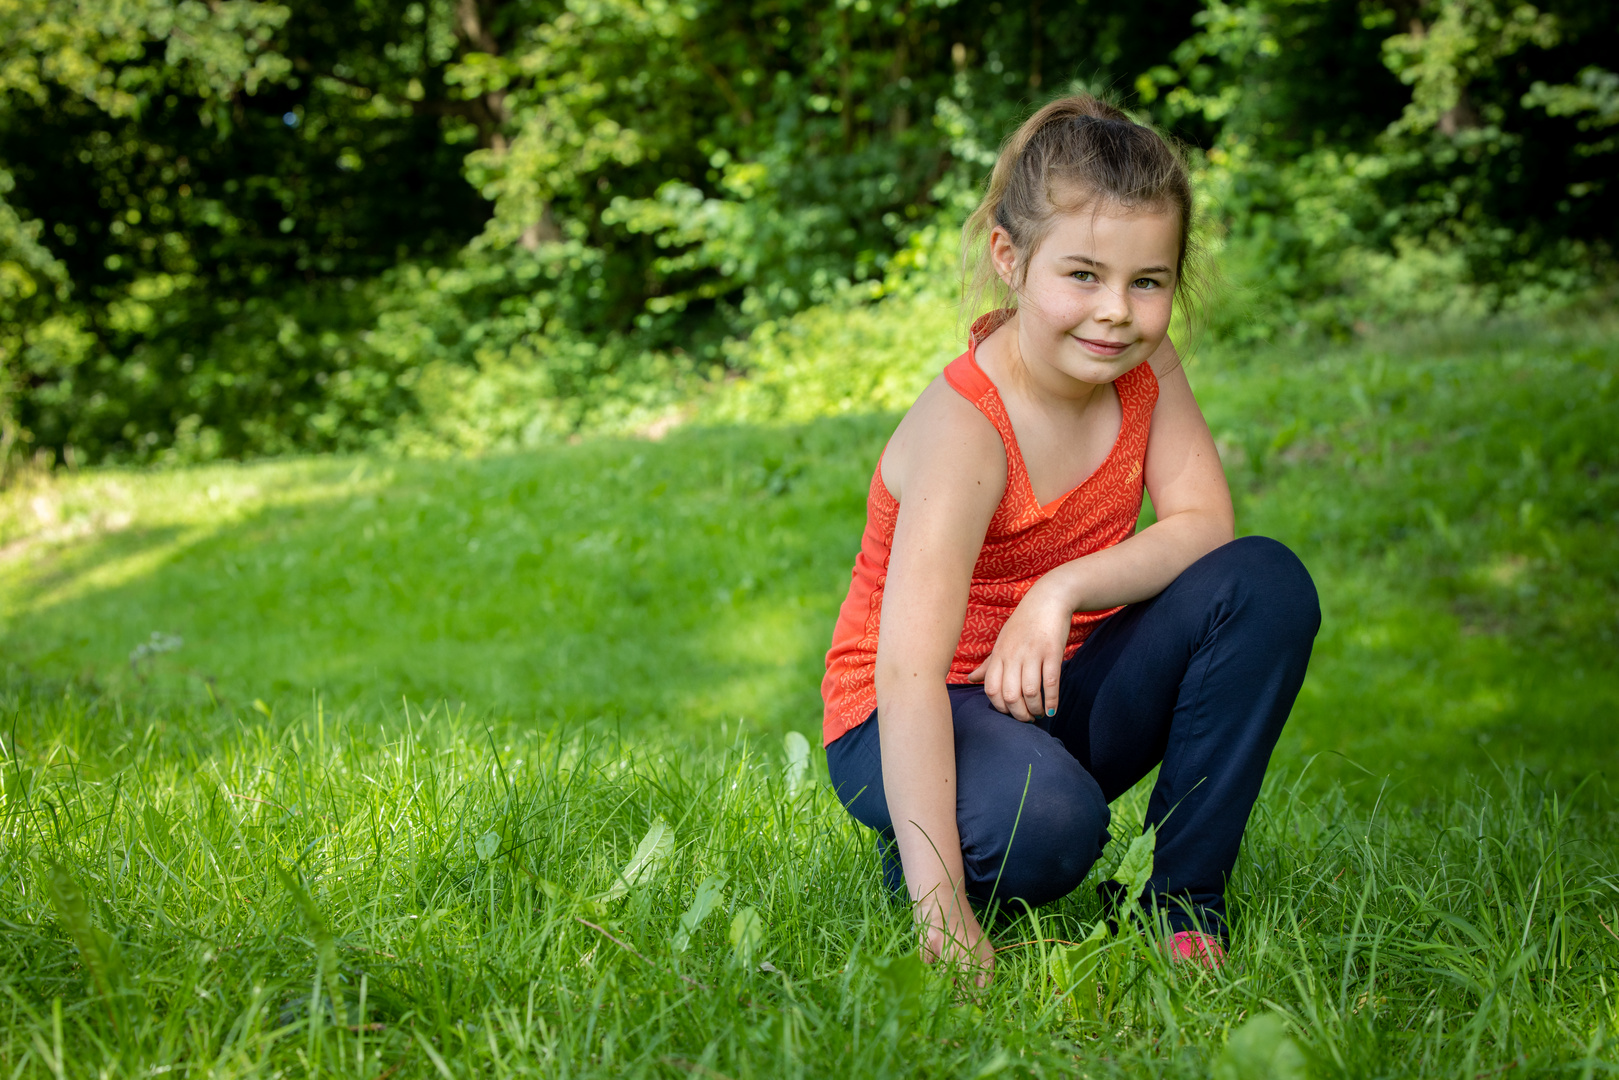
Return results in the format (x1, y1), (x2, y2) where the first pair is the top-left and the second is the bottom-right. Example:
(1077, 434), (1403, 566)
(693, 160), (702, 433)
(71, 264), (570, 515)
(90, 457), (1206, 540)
(822, 95), (1320, 982)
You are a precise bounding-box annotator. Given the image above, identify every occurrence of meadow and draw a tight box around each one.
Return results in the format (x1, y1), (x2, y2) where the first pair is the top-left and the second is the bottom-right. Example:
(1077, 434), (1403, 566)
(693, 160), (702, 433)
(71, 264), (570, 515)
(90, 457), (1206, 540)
(0, 305), (1616, 1076)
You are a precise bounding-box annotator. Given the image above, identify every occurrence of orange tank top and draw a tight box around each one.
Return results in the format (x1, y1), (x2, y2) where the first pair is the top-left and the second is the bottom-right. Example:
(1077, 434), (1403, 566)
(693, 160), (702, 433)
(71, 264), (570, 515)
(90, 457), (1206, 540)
(820, 309), (1160, 746)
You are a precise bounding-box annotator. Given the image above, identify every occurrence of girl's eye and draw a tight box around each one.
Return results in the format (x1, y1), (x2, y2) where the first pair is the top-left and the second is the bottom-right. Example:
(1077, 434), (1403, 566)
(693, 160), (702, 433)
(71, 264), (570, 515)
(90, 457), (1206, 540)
(1133, 277), (1162, 290)
(1070, 270), (1096, 282)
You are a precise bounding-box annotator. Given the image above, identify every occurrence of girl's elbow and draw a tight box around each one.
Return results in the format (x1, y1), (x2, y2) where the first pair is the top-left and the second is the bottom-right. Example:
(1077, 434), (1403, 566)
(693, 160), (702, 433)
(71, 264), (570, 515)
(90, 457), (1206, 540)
(874, 661), (950, 706)
(1159, 505), (1233, 551)
(1172, 505), (1233, 555)
(873, 663), (920, 699)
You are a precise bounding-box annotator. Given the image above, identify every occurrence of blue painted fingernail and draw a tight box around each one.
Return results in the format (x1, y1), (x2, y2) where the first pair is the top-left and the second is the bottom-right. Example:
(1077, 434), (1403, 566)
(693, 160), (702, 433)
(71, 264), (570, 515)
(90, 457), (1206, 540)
(1046, 708), (1055, 717)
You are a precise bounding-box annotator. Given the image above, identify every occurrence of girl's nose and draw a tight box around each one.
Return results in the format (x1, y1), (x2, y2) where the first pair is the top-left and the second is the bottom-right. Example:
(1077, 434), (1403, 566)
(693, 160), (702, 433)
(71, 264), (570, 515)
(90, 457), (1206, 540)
(1093, 280), (1132, 324)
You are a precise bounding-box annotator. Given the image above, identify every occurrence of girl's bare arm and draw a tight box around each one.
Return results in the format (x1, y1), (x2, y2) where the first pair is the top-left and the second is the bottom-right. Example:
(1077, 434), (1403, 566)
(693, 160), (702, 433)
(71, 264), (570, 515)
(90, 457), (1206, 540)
(874, 379), (1007, 980)
(1055, 338), (1235, 603)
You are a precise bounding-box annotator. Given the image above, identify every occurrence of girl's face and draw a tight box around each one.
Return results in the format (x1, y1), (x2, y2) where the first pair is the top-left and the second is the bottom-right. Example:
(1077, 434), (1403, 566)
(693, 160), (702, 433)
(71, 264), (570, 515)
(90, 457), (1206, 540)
(991, 201), (1180, 391)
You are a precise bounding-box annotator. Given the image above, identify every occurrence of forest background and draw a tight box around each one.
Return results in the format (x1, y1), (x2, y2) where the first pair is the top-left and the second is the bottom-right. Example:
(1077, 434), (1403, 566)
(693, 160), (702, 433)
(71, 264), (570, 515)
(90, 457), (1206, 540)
(1, 0), (1615, 467)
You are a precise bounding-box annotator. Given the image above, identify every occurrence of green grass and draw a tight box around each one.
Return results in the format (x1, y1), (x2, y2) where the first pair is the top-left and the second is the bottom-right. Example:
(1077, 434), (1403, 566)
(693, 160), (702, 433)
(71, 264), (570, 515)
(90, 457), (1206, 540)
(1198, 317), (1618, 783)
(0, 419), (889, 736)
(1, 685), (1616, 1077)
(0, 310), (1616, 1075)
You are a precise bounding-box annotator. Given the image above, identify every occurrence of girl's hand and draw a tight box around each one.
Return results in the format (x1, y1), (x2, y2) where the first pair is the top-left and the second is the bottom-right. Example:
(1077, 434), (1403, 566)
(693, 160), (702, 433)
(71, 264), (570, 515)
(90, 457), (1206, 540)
(968, 580), (1073, 721)
(917, 892), (996, 987)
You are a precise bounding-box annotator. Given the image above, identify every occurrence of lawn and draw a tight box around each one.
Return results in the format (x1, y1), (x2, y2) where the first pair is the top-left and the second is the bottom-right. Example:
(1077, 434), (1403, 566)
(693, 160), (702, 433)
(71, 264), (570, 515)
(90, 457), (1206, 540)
(0, 310), (1616, 1076)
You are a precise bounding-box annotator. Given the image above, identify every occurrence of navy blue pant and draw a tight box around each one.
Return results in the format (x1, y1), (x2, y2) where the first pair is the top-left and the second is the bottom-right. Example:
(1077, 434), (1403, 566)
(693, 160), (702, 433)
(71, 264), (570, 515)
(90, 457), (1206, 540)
(826, 536), (1320, 938)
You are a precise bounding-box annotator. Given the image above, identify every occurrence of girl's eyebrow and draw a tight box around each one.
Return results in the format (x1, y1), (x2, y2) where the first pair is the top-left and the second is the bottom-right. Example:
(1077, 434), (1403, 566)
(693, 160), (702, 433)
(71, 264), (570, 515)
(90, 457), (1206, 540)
(1057, 254), (1173, 275)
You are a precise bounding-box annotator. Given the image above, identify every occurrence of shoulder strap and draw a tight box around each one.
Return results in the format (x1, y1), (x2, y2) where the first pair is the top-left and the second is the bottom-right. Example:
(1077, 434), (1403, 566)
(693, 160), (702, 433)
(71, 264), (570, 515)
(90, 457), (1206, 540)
(942, 352), (994, 407)
(941, 349), (1030, 515)
(1115, 357), (1161, 419)
(943, 306), (1016, 421)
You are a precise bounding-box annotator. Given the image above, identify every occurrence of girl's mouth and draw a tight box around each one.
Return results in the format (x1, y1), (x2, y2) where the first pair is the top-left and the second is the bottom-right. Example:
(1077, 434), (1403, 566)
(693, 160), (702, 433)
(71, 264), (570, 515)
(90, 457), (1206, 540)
(1074, 336), (1130, 357)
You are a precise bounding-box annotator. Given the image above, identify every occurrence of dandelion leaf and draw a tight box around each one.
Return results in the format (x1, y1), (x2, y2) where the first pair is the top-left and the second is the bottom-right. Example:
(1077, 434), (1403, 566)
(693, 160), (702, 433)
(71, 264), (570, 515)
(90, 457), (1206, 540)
(275, 866), (339, 978)
(867, 951), (925, 1021)
(597, 817), (674, 902)
(141, 805), (169, 852)
(1110, 824), (1157, 906)
(1048, 921), (1109, 1019)
(45, 863), (125, 999)
(972, 1051), (1012, 1078)
(783, 731), (811, 793)
(1213, 1014), (1309, 1080)
(671, 874), (728, 953)
(729, 905), (764, 966)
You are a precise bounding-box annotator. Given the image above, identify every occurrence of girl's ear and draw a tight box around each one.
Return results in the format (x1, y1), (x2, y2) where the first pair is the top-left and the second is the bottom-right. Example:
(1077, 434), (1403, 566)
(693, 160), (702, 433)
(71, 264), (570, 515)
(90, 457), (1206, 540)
(988, 225), (1020, 291)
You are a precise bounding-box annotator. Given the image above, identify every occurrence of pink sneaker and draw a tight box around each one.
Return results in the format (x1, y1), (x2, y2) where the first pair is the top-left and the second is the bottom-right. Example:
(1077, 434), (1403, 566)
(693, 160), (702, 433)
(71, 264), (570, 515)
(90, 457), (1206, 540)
(1167, 930), (1226, 969)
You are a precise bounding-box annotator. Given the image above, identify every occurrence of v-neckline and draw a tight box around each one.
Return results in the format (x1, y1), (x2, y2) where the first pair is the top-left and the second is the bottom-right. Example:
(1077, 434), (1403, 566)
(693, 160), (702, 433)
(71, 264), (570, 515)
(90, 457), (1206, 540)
(966, 327), (1133, 517)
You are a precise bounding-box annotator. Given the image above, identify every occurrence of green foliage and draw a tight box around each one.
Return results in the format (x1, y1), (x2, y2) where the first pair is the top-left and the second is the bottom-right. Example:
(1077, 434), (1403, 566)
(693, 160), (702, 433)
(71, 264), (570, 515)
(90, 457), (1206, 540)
(1150, 0), (1617, 337)
(727, 904), (765, 968)
(18, 0), (1614, 461)
(274, 864), (345, 1019)
(783, 729), (812, 793)
(42, 862), (128, 1017)
(598, 817), (674, 903)
(1046, 920), (1112, 1020)
(1043, 828), (1162, 1024)
(0, 0), (483, 461)
(864, 950), (926, 1026)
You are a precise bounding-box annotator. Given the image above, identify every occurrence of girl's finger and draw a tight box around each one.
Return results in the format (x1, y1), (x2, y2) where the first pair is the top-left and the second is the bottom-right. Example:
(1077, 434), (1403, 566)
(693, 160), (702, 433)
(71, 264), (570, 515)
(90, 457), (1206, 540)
(1042, 655), (1060, 718)
(993, 662), (1013, 717)
(992, 660), (1012, 717)
(966, 662), (986, 683)
(1006, 664), (1033, 722)
(1020, 661), (1043, 722)
(983, 661), (1007, 714)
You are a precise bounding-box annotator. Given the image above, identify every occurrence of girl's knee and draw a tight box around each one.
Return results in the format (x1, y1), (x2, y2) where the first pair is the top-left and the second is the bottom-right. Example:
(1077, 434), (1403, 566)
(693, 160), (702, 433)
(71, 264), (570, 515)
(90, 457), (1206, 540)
(1217, 536), (1320, 635)
(968, 770), (1109, 908)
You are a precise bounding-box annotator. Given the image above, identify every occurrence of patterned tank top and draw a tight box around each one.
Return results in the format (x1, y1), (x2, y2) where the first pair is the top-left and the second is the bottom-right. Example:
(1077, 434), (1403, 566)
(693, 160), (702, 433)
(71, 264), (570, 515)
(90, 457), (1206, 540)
(820, 309), (1160, 746)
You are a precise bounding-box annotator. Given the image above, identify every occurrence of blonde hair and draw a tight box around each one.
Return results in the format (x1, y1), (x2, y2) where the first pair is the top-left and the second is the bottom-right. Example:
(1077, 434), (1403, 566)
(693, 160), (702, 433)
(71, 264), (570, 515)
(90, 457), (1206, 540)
(962, 93), (1208, 325)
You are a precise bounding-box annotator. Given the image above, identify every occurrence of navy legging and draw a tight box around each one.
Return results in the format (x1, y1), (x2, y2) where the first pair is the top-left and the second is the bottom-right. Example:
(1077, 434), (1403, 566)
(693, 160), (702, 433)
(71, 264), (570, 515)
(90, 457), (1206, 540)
(825, 536), (1320, 938)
